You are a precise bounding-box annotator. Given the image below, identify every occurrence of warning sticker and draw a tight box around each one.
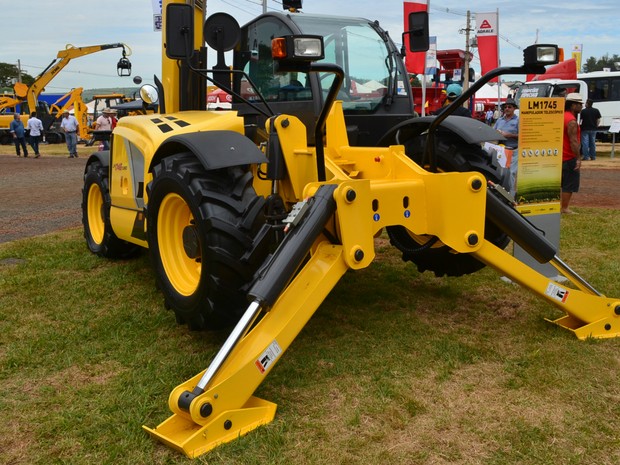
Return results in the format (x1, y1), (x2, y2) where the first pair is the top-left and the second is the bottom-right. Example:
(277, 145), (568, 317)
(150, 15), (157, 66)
(255, 340), (283, 374)
(545, 282), (569, 303)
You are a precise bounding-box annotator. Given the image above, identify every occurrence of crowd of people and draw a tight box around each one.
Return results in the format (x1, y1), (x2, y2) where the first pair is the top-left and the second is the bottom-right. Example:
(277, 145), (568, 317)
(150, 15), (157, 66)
(9, 107), (118, 159)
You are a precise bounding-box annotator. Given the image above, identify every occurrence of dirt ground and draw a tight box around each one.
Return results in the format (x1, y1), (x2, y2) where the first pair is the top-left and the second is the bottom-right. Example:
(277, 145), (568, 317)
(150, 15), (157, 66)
(1, 145), (620, 244)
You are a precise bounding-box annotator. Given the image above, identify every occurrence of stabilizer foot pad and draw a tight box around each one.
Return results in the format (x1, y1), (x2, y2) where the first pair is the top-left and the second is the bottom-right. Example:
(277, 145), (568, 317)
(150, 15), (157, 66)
(144, 396), (277, 458)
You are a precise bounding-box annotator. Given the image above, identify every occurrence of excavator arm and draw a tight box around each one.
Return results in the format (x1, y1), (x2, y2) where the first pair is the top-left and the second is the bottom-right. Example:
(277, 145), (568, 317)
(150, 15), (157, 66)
(14, 43), (131, 114)
(48, 88), (90, 141)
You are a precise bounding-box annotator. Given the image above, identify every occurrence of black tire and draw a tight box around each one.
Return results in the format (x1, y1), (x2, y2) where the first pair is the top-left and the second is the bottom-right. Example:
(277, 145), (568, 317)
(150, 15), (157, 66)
(82, 160), (141, 258)
(0, 133), (11, 145)
(387, 129), (510, 277)
(45, 132), (61, 144)
(146, 153), (267, 330)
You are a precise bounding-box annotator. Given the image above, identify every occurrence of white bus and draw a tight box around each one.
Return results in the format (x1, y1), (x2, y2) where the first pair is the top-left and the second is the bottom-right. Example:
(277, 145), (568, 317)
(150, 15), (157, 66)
(577, 70), (620, 132)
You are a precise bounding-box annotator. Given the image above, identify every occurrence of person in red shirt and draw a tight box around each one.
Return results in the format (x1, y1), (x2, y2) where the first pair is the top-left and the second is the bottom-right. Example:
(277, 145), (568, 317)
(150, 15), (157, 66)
(561, 93), (584, 214)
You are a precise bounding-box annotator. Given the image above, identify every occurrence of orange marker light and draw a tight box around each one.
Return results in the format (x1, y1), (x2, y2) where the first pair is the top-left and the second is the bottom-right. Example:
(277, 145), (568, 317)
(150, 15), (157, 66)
(272, 38), (287, 59)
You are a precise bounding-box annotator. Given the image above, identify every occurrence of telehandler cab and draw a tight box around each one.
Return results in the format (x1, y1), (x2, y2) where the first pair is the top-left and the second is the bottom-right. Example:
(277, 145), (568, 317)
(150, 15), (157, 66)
(81, 1), (620, 458)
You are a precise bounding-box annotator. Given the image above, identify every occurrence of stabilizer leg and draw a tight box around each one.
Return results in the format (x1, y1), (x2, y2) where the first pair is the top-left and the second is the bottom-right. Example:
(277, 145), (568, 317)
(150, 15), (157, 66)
(144, 242), (349, 457)
(144, 184), (350, 457)
(474, 240), (620, 339)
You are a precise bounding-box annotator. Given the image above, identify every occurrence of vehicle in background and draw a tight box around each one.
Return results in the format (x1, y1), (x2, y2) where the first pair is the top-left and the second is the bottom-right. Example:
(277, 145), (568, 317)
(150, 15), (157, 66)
(578, 70), (620, 133)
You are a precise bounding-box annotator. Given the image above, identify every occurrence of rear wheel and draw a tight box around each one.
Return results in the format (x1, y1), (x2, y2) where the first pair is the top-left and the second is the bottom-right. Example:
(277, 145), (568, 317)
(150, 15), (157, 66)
(146, 153), (267, 330)
(82, 160), (141, 258)
(387, 130), (510, 277)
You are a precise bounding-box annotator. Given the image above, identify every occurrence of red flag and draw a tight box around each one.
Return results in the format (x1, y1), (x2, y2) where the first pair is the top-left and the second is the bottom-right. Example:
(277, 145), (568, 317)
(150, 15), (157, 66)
(476, 12), (499, 82)
(403, 0), (428, 74)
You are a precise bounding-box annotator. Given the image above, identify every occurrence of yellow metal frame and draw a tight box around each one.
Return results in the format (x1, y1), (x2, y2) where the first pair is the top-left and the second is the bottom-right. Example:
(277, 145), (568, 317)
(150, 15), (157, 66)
(144, 7), (620, 455)
(145, 101), (620, 457)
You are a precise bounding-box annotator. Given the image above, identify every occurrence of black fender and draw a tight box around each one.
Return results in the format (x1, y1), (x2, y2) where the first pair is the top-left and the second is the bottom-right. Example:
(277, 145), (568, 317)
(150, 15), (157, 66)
(379, 116), (506, 147)
(84, 150), (110, 174)
(152, 130), (267, 172)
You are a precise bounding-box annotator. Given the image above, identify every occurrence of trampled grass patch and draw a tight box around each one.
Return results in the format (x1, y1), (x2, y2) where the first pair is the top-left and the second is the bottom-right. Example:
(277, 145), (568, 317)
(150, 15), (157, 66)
(1, 208), (620, 464)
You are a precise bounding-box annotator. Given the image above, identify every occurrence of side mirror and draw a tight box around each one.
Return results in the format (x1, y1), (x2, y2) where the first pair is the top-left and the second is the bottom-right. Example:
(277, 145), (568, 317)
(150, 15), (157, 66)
(407, 12), (429, 53)
(523, 44), (560, 67)
(204, 13), (241, 90)
(165, 4), (194, 59)
(140, 84), (159, 104)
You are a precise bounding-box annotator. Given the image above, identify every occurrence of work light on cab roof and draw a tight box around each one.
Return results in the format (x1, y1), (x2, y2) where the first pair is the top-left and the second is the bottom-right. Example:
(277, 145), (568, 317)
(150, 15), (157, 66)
(271, 35), (324, 62)
(523, 44), (561, 66)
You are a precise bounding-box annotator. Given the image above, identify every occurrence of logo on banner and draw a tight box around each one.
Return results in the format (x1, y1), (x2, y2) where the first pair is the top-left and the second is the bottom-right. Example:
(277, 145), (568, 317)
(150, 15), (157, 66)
(478, 19), (495, 33)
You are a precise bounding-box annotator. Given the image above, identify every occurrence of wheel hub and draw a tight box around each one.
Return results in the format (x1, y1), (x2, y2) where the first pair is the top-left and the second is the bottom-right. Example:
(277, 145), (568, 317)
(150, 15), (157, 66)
(182, 224), (201, 259)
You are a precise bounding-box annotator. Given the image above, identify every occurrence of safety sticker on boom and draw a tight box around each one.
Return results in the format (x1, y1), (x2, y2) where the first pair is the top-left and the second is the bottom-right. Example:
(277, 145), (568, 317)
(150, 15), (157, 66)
(545, 282), (569, 303)
(255, 340), (283, 374)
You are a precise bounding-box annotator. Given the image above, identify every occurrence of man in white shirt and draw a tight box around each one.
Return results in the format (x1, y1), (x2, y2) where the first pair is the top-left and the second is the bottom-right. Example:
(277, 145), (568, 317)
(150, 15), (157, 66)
(26, 112), (44, 158)
(59, 110), (79, 158)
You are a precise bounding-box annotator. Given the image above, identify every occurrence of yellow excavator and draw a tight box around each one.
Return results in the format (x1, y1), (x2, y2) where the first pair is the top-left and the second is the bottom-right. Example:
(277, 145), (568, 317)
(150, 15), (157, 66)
(46, 87), (90, 143)
(0, 42), (131, 143)
(80, 0), (620, 458)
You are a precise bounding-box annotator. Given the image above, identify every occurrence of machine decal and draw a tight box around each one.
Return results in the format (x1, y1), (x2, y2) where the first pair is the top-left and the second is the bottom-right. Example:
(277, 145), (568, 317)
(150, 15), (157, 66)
(254, 340), (282, 374)
(545, 282), (569, 303)
(157, 123), (174, 133)
(151, 116), (190, 132)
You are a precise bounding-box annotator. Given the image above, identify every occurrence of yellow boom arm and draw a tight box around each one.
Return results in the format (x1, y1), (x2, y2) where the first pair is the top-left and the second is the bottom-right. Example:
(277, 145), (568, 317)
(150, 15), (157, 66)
(15, 43), (131, 114)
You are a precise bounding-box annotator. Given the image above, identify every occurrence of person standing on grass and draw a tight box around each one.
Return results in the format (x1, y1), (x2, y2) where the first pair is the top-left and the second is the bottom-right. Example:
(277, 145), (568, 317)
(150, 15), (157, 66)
(561, 93), (584, 214)
(26, 112), (44, 158)
(9, 114), (28, 157)
(494, 98), (519, 196)
(59, 110), (79, 158)
(580, 99), (601, 160)
(94, 108), (116, 150)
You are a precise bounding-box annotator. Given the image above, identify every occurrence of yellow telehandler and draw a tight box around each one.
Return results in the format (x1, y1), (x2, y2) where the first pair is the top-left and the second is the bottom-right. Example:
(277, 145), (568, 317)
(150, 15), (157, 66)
(80, 0), (620, 458)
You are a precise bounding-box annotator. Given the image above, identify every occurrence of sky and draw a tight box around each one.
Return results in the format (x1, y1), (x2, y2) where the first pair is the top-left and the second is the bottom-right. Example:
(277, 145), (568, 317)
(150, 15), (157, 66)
(2, 0), (618, 94)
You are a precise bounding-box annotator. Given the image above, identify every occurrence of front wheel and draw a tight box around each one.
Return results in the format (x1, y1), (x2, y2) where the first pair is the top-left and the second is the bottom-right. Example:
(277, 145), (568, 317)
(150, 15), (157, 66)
(82, 160), (141, 258)
(146, 153), (267, 330)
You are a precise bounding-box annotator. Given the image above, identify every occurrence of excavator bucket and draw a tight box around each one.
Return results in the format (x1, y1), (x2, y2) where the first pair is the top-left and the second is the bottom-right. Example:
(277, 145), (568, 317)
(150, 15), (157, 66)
(13, 82), (28, 99)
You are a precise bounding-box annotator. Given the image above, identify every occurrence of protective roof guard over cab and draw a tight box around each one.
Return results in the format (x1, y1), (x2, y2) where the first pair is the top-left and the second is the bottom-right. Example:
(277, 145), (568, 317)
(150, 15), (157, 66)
(79, 0), (620, 459)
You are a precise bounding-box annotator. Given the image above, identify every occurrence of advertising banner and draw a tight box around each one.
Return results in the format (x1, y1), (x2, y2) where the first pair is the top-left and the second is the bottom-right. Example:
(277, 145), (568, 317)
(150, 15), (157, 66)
(152, 0), (162, 31)
(425, 36), (438, 75)
(571, 44), (583, 73)
(476, 12), (499, 82)
(403, 0), (429, 74)
(513, 97), (565, 278)
(515, 97), (564, 213)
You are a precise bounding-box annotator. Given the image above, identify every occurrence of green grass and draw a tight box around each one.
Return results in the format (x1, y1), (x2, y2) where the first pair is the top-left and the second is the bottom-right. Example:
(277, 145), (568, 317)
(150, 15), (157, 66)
(2, 208), (620, 464)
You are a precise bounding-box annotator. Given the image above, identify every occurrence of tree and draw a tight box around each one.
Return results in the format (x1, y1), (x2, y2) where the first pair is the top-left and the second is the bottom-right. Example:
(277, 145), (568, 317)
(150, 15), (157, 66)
(0, 62), (35, 89)
(582, 54), (620, 73)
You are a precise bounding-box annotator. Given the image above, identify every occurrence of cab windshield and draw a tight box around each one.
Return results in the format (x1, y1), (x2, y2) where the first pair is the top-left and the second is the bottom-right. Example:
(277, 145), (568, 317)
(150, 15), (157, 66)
(290, 14), (399, 111)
